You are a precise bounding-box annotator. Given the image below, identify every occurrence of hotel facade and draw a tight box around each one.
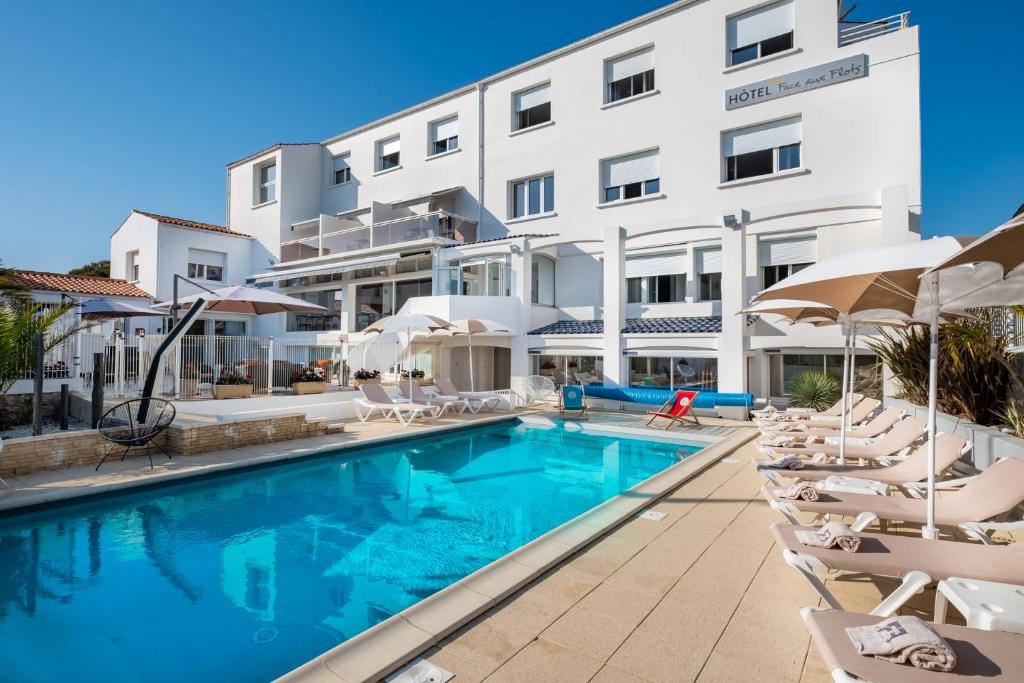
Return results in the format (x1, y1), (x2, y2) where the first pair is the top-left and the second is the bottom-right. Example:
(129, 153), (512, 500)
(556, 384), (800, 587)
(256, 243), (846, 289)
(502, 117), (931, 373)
(110, 0), (920, 402)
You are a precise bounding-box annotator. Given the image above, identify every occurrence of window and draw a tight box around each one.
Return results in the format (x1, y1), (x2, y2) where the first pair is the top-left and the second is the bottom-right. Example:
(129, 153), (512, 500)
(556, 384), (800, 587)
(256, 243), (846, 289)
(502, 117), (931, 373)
(629, 357), (718, 391)
(214, 320), (246, 336)
(332, 154), (351, 185)
(430, 116), (459, 156)
(626, 277), (642, 303)
(531, 255), (555, 306)
(532, 355), (604, 386)
(696, 248), (722, 301)
(376, 136), (400, 171)
(727, 0), (794, 66)
(602, 149), (660, 203)
(512, 83), (551, 131)
(605, 48), (655, 103)
(257, 161), (276, 204)
(625, 252), (686, 304)
(759, 236), (815, 288)
(648, 274), (687, 303)
(723, 117), (801, 182)
(769, 353), (880, 398)
(187, 248), (226, 282)
(126, 251), (139, 282)
(287, 290), (341, 332)
(355, 282), (393, 330)
(511, 174), (554, 218)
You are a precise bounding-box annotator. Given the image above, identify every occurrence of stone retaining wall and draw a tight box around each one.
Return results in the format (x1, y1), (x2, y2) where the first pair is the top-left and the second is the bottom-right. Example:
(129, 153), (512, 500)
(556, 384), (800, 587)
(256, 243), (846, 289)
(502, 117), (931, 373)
(0, 413), (330, 477)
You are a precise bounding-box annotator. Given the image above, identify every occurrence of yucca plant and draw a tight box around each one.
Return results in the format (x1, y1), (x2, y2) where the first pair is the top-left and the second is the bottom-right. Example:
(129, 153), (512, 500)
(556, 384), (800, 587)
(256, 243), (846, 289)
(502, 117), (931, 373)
(998, 400), (1024, 438)
(785, 370), (840, 410)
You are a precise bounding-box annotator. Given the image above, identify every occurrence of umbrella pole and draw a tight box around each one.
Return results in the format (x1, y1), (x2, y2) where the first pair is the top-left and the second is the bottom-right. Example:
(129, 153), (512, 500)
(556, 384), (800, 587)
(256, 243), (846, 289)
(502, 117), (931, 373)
(468, 334), (475, 392)
(924, 273), (940, 540)
(838, 325), (850, 465)
(407, 326), (414, 400)
(848, 324), (857, 429)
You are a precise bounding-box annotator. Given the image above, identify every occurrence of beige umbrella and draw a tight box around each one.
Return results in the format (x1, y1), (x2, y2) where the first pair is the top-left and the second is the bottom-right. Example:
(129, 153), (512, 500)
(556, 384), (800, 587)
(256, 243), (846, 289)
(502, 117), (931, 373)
(924, 213), (1024, 277)
(444, 319), (512, 392)
(362, 313), (455, 398)
(156, 284), (327, 315)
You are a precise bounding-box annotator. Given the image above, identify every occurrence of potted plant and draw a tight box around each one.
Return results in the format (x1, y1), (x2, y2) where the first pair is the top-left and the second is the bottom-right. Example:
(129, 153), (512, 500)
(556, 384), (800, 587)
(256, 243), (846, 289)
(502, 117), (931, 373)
(291, 366), (326, 395)
(180, 363), (201, 398)
(401, 368), (430, 386)
(212, 369), (254, 399)
(352, 368), (381, 388)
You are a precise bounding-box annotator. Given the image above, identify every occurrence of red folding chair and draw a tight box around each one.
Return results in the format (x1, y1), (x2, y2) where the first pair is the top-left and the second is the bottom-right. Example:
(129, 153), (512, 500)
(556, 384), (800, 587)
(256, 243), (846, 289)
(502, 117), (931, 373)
(645, 390), (700, 429)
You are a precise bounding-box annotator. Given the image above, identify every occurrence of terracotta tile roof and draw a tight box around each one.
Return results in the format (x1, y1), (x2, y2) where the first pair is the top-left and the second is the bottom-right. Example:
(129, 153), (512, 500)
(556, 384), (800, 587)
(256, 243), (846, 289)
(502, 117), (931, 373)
(14, 271), (152, 298)
(135, 210), (251, 237)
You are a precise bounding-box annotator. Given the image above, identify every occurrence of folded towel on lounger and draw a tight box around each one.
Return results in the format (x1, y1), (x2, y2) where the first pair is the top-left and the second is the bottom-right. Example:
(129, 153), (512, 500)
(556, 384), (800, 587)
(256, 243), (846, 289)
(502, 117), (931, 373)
(795, 521), (860, 552)
(761, 454), (804, 470)
(778, 482), (820, 502)
(759, 435), (797, 448)
(845, 615), (957, 672)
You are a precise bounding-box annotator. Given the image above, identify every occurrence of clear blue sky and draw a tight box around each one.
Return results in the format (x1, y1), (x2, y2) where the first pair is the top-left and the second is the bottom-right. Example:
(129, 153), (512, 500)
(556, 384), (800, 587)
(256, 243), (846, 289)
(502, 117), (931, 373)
(1, 0), (1021, 272)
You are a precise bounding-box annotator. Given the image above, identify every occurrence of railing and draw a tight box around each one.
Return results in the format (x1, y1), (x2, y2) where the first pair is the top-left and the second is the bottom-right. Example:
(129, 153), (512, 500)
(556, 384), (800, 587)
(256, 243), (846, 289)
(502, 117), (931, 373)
(281, 211), (478, 264)
(838, 12), (910, 46)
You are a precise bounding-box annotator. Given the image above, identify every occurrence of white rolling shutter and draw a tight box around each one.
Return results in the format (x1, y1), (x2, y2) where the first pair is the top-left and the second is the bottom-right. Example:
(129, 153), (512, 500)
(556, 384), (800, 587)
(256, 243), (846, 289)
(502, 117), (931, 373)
(333, 154), (350, 173)
(696, 248), (722, 274)
(514, 83), (550, 112)
(758, 237), (816, 266)
(433, 116), (458, 141)
(378, 137), (400, 155)
(188, 248), (225, 267)
(728, 0), (794, 49)
(607, 49), (654, 82)
(602, 150), (660, 188)
(723, 117), (801, 157)
(625, 251), (685, 278)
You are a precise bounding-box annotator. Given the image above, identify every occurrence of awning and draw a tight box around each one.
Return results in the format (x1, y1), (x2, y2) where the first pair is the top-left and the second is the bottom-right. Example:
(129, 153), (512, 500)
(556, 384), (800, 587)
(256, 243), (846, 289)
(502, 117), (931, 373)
(390, 186), (462, 210)
(249, 255), (399, 284)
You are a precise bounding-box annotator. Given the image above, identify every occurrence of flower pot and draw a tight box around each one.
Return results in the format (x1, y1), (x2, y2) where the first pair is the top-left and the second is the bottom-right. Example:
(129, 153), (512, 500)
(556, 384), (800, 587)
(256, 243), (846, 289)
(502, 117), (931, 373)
(292, 381), (326, 395)
(212, 384), (254, 399)
(353, 378), (381, 388)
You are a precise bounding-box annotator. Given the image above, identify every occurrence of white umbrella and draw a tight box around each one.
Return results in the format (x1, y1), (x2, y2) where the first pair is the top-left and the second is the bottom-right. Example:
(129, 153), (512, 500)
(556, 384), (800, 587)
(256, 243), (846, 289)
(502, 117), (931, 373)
(362, 313), (454, 399)
(754, 236), (1024, 538)
(155, 284), (327, 315)
(444, 319), (512, 392)
(81, 298), (164, 320)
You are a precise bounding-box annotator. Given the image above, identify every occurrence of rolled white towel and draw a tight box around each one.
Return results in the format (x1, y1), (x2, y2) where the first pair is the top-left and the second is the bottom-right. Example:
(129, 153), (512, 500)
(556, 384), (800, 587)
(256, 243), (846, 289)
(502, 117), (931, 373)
(778, 482), (820, 502)
(795, 521), (860, 552)
(845, 615), (956, 672)
(761, 454), (804, 470)
(759, 435), (796, 448)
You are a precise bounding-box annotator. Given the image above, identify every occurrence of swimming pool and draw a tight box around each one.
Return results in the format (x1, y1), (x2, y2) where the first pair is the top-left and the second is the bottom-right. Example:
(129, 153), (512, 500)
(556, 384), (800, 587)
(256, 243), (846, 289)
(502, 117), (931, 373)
(0, 419), (701, 681)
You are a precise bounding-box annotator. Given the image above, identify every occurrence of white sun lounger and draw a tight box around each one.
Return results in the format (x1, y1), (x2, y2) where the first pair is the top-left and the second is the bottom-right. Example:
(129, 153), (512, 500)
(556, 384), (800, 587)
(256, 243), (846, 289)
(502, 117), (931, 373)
(433, 378), (502, 413)
(399, 381), (468, 416)
(354, 384), (440, 426)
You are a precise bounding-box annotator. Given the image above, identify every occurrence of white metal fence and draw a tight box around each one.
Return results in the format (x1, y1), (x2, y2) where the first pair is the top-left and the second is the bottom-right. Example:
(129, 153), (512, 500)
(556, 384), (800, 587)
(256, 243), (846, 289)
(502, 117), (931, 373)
(838, 12), (910, 46)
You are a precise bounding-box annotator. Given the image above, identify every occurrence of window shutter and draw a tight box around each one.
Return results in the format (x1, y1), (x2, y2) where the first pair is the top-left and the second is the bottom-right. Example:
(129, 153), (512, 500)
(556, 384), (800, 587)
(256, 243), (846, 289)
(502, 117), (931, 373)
(728, 0), (794, 49)
(602, 150), (660, 188)
(758, 237), (816, 266)
(379, 137), (400, 156)
(433, 117), (458, 141)
(514, 83), (550, 112)
(188, 248), (225, 267)
(723, 117), (801, 157)
(625, 252), (686, 278)
(607, 49), (654, 82)
(696, 248), (722, 274)
(333, 155), (350, 173)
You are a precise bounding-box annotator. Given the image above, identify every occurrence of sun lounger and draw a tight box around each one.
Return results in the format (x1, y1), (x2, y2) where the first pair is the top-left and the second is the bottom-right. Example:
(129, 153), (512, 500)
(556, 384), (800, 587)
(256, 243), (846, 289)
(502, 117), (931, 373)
(761, 406), (904, 440)
(763, 454), (1024, 531)
(645, 390), (700, 429)
(752, 393), (863, 421)
(560, 384), (588, 419)
(755, 433), (970, 488)
(353, 384), (440, 426)
(802, 607), (1024, 682)
(434, 378), (502, 413)
(398, 381), (468, 416)
(757, 398), (881, 431)
(772, 522), (1024, 616)
(761, 416), (926, 463)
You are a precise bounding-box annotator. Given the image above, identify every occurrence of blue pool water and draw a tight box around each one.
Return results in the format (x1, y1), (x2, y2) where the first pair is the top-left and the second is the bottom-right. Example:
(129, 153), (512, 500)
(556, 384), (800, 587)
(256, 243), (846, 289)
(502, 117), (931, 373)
(0, 420), (699, 681)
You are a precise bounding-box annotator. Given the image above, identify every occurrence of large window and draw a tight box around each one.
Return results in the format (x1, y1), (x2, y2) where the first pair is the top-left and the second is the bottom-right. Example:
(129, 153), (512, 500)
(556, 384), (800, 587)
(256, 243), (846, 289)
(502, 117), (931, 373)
(512, 83), (551, 131)
(430, 116), (459, 156)
(376, 136), (401, 171)
(727, 0), (794, 66)
(531, 255), (556, 306)
(625, 251), (686, 304)
(696, 248), (722, 301)
(332, 153), (351, 185)
(628, 356), (718, 391)
(532, 355), (604, 386)
(602, 149), (660, 203)
(355, 282), (393, 330)
(605, 48), (655, 103)
(126, 250), (139, 282)
(257, 161), (276, 204)
(214, 320), (247, 336)
(759, 236), (816, 288)
(441, 256), (511, 297)
(287, 290), (341, 332)
(187, 248), (226, 282)
(769, 353), (881, 399)
(511, 174), (554, 218)
(723, 117), (801, 182)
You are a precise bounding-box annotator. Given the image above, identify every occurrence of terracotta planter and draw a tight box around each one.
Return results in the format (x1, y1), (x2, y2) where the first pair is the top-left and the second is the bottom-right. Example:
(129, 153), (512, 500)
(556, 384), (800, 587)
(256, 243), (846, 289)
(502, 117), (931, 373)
(292, 381), (326, 395)
(353, 378), (381, 388)
(212, 384), (254, 400)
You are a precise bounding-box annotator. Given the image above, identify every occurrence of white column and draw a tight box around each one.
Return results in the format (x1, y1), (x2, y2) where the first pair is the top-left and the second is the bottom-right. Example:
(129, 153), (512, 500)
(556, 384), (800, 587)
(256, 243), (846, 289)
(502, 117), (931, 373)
(602, 226), (626, 387)
(509, 239), (532, 396)
(718, 217), (747, 393)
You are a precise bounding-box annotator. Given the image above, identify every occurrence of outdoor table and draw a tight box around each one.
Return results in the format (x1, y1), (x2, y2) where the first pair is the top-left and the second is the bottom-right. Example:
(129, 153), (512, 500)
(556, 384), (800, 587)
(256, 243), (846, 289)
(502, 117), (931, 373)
(935, 577), (1024, 633)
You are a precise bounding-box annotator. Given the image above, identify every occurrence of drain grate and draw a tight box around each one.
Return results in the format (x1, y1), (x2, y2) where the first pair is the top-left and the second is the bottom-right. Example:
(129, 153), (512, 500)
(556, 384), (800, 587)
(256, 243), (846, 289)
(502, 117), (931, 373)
(637, 510), (668, 521)
(385, 658), (454, 683)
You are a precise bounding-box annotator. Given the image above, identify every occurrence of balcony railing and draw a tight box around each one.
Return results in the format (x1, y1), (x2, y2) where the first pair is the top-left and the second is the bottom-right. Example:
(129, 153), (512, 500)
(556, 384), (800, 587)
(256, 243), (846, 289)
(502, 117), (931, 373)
(838, 12), (909, 47)
(281, 211), (477, 263)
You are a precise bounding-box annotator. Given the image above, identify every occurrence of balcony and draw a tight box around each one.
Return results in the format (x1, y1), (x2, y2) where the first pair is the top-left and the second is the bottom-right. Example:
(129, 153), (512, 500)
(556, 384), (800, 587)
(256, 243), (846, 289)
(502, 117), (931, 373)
(281, 211), (478, 264)
(838, 11), (910, 47)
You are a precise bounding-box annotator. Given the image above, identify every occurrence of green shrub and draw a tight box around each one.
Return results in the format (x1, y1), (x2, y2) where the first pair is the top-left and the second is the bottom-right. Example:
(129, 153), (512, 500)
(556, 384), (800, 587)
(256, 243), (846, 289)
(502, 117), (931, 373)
(785, 371), (841, 410)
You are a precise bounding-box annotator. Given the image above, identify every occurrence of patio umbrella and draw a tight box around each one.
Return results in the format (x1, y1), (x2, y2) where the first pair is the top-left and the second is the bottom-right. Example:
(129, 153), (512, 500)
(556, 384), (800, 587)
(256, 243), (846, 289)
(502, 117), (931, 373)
(362, 313), (454, 398)
(81, 298), (164, 320)
(445, 319), (512, 392)
(753, 236), (1024, 539)
(155, 284), (328, 315)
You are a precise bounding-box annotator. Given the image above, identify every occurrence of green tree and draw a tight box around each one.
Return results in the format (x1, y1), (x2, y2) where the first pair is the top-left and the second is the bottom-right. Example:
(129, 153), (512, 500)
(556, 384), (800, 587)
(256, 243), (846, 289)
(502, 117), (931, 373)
(68, 260), (110, 277)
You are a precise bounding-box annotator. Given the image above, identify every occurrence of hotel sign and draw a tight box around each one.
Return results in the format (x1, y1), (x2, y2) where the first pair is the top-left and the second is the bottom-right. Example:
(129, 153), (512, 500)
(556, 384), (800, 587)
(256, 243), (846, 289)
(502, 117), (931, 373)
(725, 54), (868, 110)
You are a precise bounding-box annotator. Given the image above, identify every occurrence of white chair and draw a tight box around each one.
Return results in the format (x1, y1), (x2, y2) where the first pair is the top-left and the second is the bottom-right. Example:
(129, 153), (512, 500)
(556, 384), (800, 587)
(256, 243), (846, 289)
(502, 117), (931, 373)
(524, 375), (556, 406)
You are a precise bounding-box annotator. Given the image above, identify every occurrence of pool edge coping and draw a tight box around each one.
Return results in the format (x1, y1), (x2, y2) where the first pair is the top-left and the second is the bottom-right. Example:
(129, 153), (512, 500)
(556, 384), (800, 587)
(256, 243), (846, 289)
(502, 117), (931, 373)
(275, 425), (758, 683)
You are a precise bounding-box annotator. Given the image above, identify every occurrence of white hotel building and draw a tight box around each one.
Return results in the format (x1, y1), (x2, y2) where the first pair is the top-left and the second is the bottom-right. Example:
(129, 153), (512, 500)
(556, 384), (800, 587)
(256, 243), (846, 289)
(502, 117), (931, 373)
(110, 0), (920, 403)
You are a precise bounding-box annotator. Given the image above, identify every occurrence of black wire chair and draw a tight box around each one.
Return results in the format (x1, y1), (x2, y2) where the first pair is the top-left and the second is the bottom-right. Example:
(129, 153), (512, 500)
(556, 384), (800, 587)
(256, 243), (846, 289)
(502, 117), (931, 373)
(95, 399), (176, 471)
